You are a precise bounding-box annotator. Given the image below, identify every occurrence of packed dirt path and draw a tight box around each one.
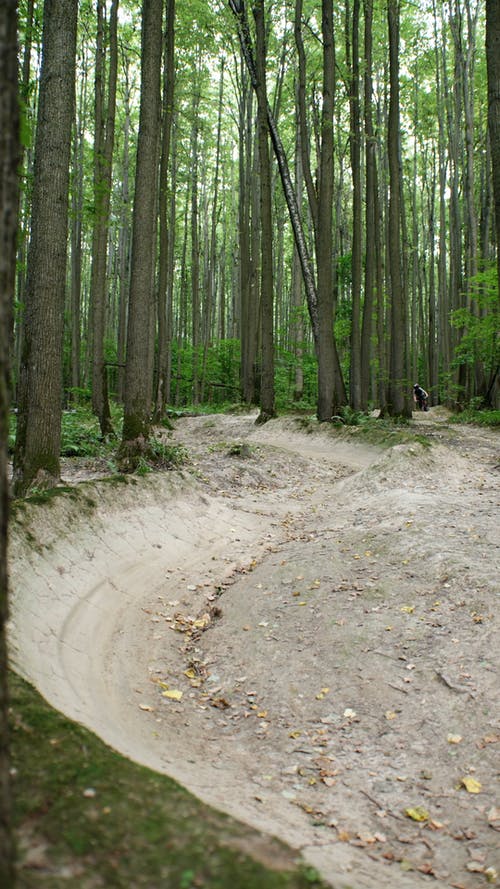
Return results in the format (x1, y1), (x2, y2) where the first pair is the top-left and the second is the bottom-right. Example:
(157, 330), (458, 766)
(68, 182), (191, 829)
(8, 409), (500, 889)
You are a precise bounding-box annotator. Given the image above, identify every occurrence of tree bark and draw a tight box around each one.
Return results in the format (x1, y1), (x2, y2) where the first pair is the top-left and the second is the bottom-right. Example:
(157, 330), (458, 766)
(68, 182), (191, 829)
(386, 0), (410, 417)
(155, 0), (175, 420)
(486, 0), (500, 409)
(253, 0), (275, 422)
(13, 0), (78, 495)
(0, 3), (19, 881)
(347, 0), (362, 410)
(120, 0), (163, 463)
(90, 0), (118, 437)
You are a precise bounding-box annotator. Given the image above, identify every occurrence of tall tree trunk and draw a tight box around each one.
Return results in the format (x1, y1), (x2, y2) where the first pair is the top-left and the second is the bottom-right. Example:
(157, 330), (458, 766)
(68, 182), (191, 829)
(253, 0), (275, 422)
(292, 80), (305, 403)
(190, 78), (201, 405)
(386, 0), (410, 417)
(120, 0), (163, 465)
(13, 0), (78, 495)
(486, 0), (500, 408)
(70, 66), (87, 399)
(155, 0), (175, 420)
(0, 3), (19, 881)
(360, 0), (376, 409)
(347, 0), (362, 410)
(90, 0), (118, 437)
(116, 67), (132, 403)
(293, 0), (347, 417)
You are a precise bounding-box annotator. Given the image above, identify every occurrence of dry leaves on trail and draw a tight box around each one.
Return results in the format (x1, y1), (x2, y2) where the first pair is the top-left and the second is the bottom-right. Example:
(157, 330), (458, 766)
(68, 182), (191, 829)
(460, 776), (482, 794)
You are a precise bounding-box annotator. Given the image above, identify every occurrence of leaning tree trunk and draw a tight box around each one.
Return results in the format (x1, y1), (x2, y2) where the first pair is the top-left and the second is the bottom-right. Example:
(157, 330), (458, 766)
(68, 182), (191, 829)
(0, 3), (19, 882)
(13, 0), (78, 496)
(120, 0), (163, 467)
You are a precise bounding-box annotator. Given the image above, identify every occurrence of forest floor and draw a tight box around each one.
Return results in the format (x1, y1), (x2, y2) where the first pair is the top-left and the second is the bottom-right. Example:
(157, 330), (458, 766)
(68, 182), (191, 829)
(8, 408), (500, 889)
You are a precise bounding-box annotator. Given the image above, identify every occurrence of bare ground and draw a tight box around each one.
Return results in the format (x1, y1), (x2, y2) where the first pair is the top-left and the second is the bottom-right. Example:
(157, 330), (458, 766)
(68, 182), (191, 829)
(8, 409), (500, 889)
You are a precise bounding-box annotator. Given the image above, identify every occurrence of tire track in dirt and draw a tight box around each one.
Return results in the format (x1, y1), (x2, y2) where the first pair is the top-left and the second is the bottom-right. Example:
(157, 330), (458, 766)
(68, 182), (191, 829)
(8, 413), (500, 888)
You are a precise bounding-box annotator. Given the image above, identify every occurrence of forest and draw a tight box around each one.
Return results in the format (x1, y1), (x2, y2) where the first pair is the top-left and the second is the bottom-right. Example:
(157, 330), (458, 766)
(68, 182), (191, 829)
(1, 2), (500, 885)
(4, 0), (500, 496)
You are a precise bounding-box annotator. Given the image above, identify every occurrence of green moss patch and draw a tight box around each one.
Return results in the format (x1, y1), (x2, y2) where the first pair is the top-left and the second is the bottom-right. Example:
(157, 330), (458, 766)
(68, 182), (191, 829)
(10, 675), (325, 889)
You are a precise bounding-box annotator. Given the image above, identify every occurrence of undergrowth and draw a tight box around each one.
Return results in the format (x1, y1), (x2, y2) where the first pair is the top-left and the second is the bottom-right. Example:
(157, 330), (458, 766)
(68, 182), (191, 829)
(450, 408), (500, 427)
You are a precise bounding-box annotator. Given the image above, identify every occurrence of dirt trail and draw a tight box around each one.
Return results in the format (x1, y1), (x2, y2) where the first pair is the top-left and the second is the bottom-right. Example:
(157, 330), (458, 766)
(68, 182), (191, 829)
(8, 410), (500, 889)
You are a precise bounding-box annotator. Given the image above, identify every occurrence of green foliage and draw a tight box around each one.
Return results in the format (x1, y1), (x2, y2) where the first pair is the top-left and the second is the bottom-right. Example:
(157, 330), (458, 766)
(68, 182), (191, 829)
(171, 340), (242, 407)
(134, 438), (190, 476)
(450, 408), (500, 428)
(10, 674), (327, 889)
(60, 404), (121, 457)
(450, 265), (499, 372)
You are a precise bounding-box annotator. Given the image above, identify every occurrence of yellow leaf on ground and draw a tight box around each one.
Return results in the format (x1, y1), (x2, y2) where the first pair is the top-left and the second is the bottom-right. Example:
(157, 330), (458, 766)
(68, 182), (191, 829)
(447, 733), (462, 744)
(385, 710), (398, 720)
(401, 605), (415, 614)
(461, 777), (482, 794)
(162, 689), (183, 701)
(404, 806), (429, 822)
(289, 730), (302, 738)
(257, 711), (267, 718)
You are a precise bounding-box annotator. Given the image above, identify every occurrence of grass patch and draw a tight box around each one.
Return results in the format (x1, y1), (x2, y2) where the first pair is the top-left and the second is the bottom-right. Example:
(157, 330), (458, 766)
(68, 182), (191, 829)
(450, 408), (500, 428)
(10, 675), (324, 889)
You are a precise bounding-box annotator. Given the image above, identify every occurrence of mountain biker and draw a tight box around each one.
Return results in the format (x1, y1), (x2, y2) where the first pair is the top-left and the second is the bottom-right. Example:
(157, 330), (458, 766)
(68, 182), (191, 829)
(413, 383), (429, 411)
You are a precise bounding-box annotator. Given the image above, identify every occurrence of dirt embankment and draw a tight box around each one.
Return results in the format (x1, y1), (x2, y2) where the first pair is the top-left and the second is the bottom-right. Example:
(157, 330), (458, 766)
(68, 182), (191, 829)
(8, 410), (500, 889)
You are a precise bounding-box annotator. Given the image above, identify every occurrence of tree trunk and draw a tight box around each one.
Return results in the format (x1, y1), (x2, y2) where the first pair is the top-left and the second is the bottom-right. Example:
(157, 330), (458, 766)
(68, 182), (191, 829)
(360, 0), (376, 409)
(155, 0), (175, 420)
(253, 0), (275, 422)
(486, 0), (500, 409)
(0, 3), (19, 881)
(90, 0), (118, 437)
(347, 0), (362, 410)
(13, 0), (78, 495)
(120, 0), (163, 465)
(386, 0), (410, 417)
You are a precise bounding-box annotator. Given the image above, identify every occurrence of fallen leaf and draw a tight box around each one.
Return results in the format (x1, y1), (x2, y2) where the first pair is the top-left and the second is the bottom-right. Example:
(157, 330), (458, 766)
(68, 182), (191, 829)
(417, 863), (435, 875)
(289, 730), (302, 738)
(487, 807), (500, 830)
(385, 710), (398, 720)
(401, 605), (415, 614)
(404, 806), (429, 822)
(162, 689), (183, 701)
(461, 777), (482, 794)
(257, 710), (268, 718)
(210, 697), (230, 709)
(467, 861), (485, 874)
(138, 703), (155, 711)
(447, 734), (462, 744)
(478, 733), (500, 748)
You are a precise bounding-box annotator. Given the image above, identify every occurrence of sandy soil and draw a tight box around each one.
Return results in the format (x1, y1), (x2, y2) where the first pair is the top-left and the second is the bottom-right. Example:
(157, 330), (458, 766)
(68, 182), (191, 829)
(8, 409), (500, 889)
